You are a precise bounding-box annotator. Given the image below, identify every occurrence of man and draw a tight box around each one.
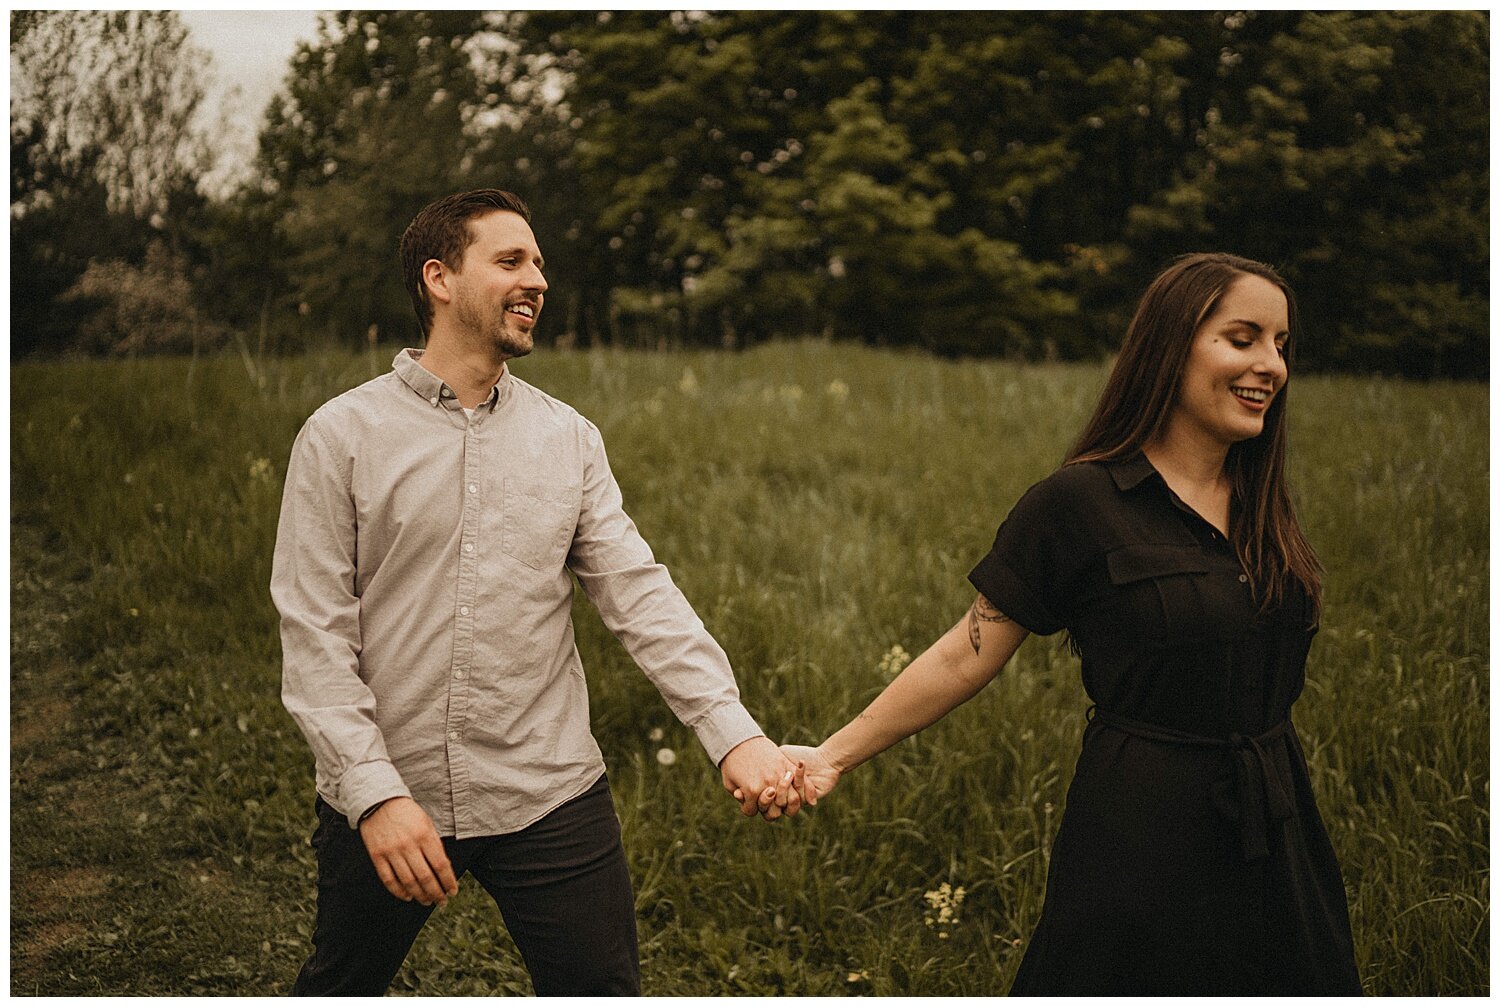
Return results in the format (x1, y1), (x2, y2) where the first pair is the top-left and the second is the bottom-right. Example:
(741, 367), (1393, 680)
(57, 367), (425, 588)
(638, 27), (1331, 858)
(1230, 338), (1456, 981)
(271, 189), (803, 996)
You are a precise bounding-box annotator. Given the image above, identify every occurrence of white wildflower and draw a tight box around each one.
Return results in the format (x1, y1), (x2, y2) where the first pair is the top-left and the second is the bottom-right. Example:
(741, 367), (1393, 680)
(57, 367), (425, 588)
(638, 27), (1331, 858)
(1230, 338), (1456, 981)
(878, 644), (912, 679)
(923, 882), (966, 936)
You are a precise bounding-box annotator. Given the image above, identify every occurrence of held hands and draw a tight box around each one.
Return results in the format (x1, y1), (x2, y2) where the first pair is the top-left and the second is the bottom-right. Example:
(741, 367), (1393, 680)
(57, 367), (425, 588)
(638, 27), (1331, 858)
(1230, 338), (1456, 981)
(777, 744), (841, 804)
(720, 735), (807, 821)
(358, 796), (459, 908)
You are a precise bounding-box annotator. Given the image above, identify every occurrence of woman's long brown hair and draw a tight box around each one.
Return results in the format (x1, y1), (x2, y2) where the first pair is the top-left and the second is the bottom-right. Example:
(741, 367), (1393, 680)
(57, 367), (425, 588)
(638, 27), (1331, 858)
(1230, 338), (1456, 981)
(1066, 253), (1322, 615)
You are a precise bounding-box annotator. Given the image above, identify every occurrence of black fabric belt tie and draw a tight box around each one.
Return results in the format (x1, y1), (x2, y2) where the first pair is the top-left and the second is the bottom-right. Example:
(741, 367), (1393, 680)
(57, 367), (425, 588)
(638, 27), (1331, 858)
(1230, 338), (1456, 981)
(1087, 706), (1295, 861)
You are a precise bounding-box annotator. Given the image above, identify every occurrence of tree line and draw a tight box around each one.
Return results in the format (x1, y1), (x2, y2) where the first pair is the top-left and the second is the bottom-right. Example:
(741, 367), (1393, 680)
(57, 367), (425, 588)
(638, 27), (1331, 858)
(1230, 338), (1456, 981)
(10, 11), (1489, 377)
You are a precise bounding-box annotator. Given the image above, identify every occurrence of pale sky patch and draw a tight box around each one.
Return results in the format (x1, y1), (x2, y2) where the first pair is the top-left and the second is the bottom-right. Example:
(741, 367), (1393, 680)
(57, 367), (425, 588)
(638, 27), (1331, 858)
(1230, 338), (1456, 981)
(178, 9), (323, 192)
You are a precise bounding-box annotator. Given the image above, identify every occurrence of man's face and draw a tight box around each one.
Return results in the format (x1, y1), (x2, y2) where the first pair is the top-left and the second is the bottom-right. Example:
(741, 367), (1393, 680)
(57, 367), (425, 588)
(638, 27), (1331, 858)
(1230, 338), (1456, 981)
(445, 210), (547, 358)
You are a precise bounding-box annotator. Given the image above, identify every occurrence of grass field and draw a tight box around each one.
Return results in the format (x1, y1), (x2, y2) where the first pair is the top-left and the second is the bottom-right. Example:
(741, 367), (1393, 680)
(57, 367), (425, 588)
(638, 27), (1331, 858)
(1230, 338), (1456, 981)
(10, 342), (1488, 995)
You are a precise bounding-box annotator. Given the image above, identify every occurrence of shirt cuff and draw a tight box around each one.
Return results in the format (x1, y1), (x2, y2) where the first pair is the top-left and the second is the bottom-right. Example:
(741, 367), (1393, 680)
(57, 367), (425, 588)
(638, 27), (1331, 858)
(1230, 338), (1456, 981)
(689, 702), (766, 766)
(337, 760), (412, 830)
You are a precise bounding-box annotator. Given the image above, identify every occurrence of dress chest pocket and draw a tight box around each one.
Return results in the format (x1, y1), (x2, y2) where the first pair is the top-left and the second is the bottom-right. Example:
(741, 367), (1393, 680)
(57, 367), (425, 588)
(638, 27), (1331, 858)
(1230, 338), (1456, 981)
(1104, 543), (1213, 644)
(501, 481), (580, 572)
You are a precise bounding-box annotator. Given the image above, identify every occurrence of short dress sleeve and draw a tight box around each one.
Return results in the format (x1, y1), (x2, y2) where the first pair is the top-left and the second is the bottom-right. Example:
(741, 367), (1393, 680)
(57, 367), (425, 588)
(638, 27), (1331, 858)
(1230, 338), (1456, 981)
(967, 469), (1092, 637)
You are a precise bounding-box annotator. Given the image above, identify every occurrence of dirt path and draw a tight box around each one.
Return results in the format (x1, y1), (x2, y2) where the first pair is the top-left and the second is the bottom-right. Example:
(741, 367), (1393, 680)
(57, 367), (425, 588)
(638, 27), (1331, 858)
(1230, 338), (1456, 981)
(10, 524), (310, 994)
(10, 524), (122, 991)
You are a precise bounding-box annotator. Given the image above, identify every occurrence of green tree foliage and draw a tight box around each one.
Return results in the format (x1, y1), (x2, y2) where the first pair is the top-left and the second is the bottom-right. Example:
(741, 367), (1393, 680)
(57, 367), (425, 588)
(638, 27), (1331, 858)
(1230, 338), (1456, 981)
(249, 11), (492, 347)
(499, 11), (1078, 352)
(14, 12), (1486, 376)
(1119, 11), (1489, 377)
(10, 11), (213, 356)
(11, 11), (209, 221)
(488, 11), (1484, 371)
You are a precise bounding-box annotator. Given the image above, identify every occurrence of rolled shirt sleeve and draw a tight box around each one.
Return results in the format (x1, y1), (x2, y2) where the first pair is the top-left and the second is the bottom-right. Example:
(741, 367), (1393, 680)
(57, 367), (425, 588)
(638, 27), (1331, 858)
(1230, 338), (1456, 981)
(271, 413), (411, 828)
(968, 468), (1091, 638)
(566, 420), (764, 765)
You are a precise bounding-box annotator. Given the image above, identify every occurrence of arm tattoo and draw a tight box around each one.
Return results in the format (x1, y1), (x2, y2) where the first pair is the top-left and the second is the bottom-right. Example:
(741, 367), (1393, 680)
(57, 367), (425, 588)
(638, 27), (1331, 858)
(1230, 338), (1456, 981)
(968, 593), (1012, 655)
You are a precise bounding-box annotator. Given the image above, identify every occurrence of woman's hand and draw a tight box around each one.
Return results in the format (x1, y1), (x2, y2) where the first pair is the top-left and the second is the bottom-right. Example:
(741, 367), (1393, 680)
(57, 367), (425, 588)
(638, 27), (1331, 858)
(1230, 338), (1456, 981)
(777, 744), (841, 804)
(731, 747), (840, 814)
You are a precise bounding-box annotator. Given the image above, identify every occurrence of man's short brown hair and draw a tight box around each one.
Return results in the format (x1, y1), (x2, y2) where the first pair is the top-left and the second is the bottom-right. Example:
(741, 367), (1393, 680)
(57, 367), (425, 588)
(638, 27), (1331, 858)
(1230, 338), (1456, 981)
(399, 189), (532, 339)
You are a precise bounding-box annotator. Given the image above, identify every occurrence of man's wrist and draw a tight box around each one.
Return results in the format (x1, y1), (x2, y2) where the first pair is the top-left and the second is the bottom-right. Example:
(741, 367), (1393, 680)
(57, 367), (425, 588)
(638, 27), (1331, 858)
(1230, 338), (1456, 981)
(338, 762), (412, 829)
(717, 733), (768, 767)
(357, 798), (392, 827)
(695, 703), (765, 767)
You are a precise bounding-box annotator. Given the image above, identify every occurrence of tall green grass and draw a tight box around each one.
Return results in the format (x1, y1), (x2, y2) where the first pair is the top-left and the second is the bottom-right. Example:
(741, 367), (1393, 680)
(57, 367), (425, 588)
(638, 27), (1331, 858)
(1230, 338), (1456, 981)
(10, 343), (1487, 994)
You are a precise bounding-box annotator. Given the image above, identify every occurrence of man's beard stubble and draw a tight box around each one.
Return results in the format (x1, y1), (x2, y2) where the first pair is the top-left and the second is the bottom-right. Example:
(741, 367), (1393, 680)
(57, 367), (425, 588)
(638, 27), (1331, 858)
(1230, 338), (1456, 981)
(456, 291), (533, 359)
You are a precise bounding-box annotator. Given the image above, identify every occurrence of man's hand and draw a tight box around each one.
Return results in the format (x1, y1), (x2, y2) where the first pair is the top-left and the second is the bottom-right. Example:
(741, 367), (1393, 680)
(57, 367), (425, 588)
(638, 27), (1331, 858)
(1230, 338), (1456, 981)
(720, 736), (803, 820)
(358, 797), (459, 907)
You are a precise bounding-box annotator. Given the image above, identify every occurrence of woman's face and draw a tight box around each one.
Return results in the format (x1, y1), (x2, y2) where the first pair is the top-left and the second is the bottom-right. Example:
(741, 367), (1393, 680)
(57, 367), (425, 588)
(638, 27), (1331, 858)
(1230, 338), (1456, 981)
(1172, 273), (1290, 450)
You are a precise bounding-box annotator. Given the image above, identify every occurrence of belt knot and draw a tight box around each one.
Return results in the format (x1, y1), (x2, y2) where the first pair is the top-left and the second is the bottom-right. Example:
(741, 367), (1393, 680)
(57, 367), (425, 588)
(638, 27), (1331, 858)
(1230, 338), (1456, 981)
(1088, 706), (1295, 861)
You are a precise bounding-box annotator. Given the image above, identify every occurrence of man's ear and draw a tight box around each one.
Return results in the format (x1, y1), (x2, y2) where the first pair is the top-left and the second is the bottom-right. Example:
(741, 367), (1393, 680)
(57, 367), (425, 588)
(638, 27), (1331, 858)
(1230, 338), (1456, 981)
(423, 258), (453, 306)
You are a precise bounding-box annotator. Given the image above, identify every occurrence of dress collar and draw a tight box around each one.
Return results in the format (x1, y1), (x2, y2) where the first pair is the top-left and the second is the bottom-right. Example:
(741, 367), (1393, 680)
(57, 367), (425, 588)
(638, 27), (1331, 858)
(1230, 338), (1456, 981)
(1103, 452), (1160, 492)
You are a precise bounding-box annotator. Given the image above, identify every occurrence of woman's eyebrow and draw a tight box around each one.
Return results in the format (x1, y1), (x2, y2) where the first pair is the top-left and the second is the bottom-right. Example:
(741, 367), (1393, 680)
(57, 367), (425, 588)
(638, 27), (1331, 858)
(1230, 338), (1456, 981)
(1226, 318), (1290, 341)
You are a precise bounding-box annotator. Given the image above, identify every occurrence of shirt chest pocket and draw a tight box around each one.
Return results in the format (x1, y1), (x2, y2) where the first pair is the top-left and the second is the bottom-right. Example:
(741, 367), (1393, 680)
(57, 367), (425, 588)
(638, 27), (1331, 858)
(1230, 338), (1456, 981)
(501, 481), (579, 572)
(1104, 544), (1213, 645)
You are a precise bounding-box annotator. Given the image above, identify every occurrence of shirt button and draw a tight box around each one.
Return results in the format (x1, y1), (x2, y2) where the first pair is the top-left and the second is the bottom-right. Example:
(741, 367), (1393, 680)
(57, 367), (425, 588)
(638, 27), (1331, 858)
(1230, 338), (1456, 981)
(459, 605), (470, 616)
(454, 669), (466, 680)
(1238, 574), (1249, 583)
(468, 483), (478, 494)
(448, 730), (460, 741)
(441, 388), (454, 398)
(463, 542), (474, 553)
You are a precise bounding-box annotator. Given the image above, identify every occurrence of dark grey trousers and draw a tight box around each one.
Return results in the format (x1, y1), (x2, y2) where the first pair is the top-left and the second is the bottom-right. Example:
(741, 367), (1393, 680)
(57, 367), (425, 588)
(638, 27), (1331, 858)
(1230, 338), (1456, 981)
(291, 774), (640, 996)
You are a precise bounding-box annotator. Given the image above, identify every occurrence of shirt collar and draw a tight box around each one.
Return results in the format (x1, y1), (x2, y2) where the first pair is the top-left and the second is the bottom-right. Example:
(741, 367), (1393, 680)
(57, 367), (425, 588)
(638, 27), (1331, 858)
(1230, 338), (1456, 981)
(1103, 452), (1161, 492)
(392, 348), (510, 411)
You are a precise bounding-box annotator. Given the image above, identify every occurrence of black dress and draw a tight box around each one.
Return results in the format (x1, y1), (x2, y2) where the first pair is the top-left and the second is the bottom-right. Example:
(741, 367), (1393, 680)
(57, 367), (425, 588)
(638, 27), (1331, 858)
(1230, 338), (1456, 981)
(968, 454), (1362, 995)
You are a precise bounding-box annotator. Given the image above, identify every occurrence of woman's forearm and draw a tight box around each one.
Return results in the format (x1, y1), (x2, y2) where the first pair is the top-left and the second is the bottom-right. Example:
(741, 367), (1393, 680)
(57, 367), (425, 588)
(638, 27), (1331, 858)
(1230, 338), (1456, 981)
(821, 610), (1026, 774)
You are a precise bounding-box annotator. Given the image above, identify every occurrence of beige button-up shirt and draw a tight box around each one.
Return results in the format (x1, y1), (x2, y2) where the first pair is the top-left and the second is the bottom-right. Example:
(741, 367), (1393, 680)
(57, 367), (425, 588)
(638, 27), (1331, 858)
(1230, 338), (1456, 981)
(272, 349), (762, 837)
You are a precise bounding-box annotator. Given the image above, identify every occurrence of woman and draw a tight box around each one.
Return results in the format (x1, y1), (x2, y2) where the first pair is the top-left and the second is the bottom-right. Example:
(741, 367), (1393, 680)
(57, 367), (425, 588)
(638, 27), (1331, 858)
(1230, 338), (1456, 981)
(772, 254), (1362, 994)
